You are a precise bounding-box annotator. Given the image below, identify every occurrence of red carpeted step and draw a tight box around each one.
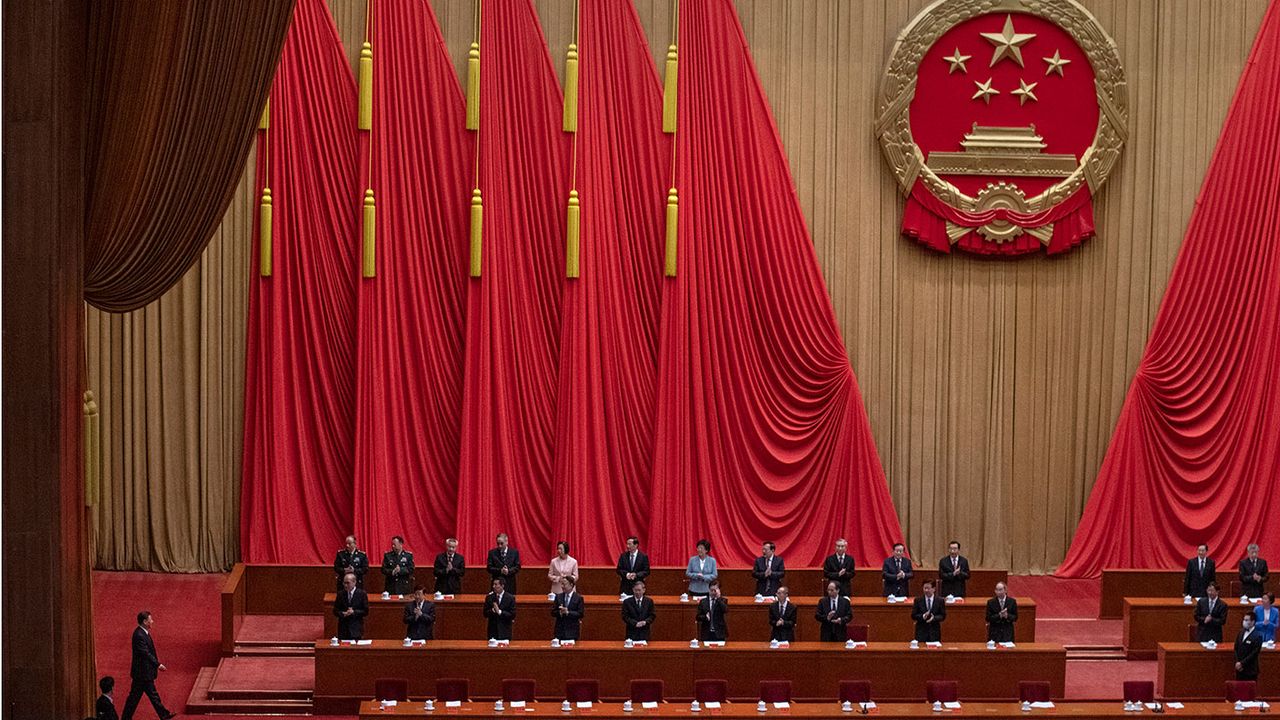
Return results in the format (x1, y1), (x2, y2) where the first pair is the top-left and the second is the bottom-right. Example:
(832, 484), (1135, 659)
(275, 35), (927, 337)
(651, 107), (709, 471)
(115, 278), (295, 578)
(235, 614), (324, 646)
(207, 656), (313, 700)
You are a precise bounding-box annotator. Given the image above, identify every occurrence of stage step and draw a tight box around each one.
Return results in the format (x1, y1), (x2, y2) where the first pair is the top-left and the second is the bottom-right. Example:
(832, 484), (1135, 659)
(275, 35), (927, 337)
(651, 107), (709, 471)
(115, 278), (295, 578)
(233, 644), (315, 657)
(185, 666), (313, 715)
(1065, 645), (1126, 660)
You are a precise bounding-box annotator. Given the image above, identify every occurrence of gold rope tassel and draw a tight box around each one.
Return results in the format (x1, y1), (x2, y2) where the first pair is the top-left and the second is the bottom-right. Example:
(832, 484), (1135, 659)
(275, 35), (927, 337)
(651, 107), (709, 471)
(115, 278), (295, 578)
(663, 44), (678, 134)
(664, 187), (678, 276)
(469, 189), (484, 276)
(258, 97), (270, 130)
(466, 42), (481, 131)
(259, 188), (273, 277)
(565, 190), (581, 278)
(563, 44), (580, 133)
(83, 391), (100, 507)
(359, 42), (373, 130)
(362, 189), (376, 277)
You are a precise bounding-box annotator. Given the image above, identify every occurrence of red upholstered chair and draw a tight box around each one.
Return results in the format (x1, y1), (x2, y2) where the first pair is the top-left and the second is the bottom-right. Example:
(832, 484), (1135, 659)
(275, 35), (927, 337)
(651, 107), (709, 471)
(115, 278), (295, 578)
(1018, 681), (1050, 703)
(374, 678), (409, 702)
(1187, 624), (1200, 642)
(630, 680), (665, 704)
(565, 679), (600, 704)
(502, 679), (537, 703)
(839, 681), (872, 704)
(926, 681), (958, 704)
(1227, 681), (1258, 702)
(1122, 681), (1154, 704)
(846, 624), (869, 642)
(436, 678), (470, 703)
(694, 680), (729, 704)
(759, 681), (792, 703)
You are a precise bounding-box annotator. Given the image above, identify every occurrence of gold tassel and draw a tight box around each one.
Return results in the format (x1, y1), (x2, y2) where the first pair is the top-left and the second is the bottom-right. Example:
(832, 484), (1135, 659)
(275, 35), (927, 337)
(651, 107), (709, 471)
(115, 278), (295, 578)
(83, 391), (100, 507)
(259, 188), (273, 277)
(566, 190), (581, 278)
(362, 189), (376, 278)
(469, 189), (484, 276)
(359, 42), (373, 130)
(466, 42), (481, 131)
(563, 44), (579, 133)
(258, 97), (270, 130)
(663, 44), (678, 134)
(664, 187), (678, 276)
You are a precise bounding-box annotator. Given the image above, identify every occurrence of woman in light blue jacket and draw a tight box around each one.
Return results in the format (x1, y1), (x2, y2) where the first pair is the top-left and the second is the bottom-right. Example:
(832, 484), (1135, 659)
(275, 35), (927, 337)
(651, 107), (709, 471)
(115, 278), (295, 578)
(1254, 592), (1279, 642)
(685, 539), (718, 595)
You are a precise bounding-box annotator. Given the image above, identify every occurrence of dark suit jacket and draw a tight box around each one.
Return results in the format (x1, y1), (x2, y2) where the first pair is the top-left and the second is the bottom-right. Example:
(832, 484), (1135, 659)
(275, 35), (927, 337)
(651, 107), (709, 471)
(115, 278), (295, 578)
(938, 555), (971, 598)
(96, 694), (119, 720)
(1184, 557), (1216, 597)
(484, 591), (517, 640)
(433, 552), (466, 595)
(382, 550), (415, 596)
(616, 551), (652, 596)
(985, 596), (1018, 643)
(911, 595), (946, 642)
(552, 591), (585, 640)
(487, 547), (522, 595)
(814, 595), (853, 642)
(697, 596), (729, 641)
(403, 599), (436, 640)
(622, 595), (656, 641)
(1239, 558), (1269, 598)
(1194, 596), (1229, 643)
(768, 600), (799, 642)
(1236, 627), (1263, 679)
(334, 587), (369, 639)
(882, 557), (913, 597)
(752, 555), (786, 596)
(823, 554), (856, 597)
(130, 626), (161, 681)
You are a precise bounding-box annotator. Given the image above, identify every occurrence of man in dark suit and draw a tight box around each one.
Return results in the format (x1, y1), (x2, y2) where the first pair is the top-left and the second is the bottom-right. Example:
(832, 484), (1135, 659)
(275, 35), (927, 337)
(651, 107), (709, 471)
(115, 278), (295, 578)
(912, 580), (946, 643)
(120, 611), (175, 720)
(1236, 613), (1263, 680)
(382, 535), (415, 596)
(1240, 544), (1269, 598)
(433, 537), (465, 595)
(1194, 581), (1228, 643)
(769, 586), (799, 642)
(334, 534), (370, 592)
(986, 582), (1018, 643)
(815, 581), (853, 642)
(823, 539), (856, 597)
(938, 541), (971, 598)
(552, 576), (585, 640)
(1184, 544), (1216, 597)
(697, 581), (729, 641)
(882, 543), (913, 597)
(622, 580), (656, 641)
(752, 542), (786, 596)
(335, 572), (369, 640)
(484, 577), (517, 640)
(616, 536), (651, 596)
(403, 586), (436, 640)
(96, 676), (119, 720)
(487, 533), (522, 595)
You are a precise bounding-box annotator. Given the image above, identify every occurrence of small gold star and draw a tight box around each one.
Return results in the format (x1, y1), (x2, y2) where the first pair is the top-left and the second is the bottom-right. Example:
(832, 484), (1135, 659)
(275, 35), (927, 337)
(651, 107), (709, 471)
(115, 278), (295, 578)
(980, 15), (1037, 68)
(1043, 50), (1071, 77)
(943, 48), (972, 74)
(972, 78), (999, 104)
(1011, 78), (1039, 105)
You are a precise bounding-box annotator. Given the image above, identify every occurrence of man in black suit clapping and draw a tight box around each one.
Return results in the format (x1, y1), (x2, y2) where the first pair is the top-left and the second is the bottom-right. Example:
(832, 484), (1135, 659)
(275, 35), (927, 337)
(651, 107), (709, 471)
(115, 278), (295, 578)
(1194, 581), (1228, 643)
(697, 581), (729, 641)
(622, 581), (656, 641)
(552, 576), (585, 641)
(484, 577), (517, 640)
(404, 586), (436, 640)
(912, 580), (947, 643)
(769, 586), (799, 642)
(815, 581), (853, 642)
(335, 572), (369, 640)
(823, 539), (856, 597)
(121, 611), (175, 720)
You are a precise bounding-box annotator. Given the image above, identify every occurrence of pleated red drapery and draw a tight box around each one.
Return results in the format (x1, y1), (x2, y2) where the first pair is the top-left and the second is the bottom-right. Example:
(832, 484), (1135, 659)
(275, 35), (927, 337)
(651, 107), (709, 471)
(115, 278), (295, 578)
(648, 0), (904, 567)
(550, 0), (667, 564)
(454, 0), (571, 559)
(240, 0), (359, 563)
(1057, 3), (1280, 577)
(352, 0), (471, 555)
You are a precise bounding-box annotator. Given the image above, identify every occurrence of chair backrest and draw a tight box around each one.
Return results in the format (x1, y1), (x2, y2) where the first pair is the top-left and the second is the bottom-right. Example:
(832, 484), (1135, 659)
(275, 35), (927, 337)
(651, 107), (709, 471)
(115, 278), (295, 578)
(1122, 681), (1154, 703)
(694, 679), (728, 704)
(630, 680), (665, 704)
(1187, 623), (1199, 642)
(839, 681), (872, 704)
(846, 624), (869, 642)
(759, 681), (792, 703)
(565, 679), (600, 703)
(502, 679), (536, 703)
(374, 678), (409, 702)
(1017, 681), (1050, 703)
(926, 681), (958, 703)
(1227, 681), (1258, 702)
(436, 678), (470, 703)
(1230, 581), (1244, 598)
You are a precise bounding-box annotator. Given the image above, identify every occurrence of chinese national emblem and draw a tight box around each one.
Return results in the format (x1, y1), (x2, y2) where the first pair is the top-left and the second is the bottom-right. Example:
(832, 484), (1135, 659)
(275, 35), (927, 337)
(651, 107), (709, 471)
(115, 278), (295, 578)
(878, 0), (1127, 256)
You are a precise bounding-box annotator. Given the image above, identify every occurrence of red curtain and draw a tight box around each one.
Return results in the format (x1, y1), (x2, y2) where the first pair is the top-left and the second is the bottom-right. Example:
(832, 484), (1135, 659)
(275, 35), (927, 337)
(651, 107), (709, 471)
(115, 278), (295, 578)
(647, 0), (904, 567)
(352, 1), (471, 556)
(1057, 2), (1280, 577)
(454, 0), (571, 559)
(240, 0), (359, 563)
(550, 0), (668, 564)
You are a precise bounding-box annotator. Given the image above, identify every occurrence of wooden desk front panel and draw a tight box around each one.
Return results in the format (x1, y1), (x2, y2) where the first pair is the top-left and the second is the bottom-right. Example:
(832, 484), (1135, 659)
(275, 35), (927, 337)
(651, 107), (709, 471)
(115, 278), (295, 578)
(1157, 642), (1280, 699)
(1124, 599), (1246, 659)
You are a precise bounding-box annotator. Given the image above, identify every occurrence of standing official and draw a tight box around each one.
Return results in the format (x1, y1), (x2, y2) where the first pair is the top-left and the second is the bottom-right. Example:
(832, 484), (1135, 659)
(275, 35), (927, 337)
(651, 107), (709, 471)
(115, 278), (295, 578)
(484, 578), (517, 640)
(120, 611), (175, 720)
(335, 572), (369, 640)
(616, 536), (651, 596)
(752, 542), (786, 597)
(697, 581), (729, 641)
(487, 533), (522, 595)
(912, 580), (946, 642)
(433, 538), (465, 595)
(823, 539), (856, 597)
(882, 543), (913, 597)
(622, 581), (656, 641)
(1239, 544), (1269, 598)
(938, 541), (971, 598)
(96, 676), (119, 720)
(1184, 544), (1216, 598)
(1194, 582), (1228, 643)
(552, 576), (585, 641)
(1236, 613), (1263, 680)
(986, 582), (1018, 643)
(769, 586), (799, 642)
(815, 581), (853, 642)
(334, 535), (369, 592)
(381, 535), (415, 596)
(403, 586), (436, 640)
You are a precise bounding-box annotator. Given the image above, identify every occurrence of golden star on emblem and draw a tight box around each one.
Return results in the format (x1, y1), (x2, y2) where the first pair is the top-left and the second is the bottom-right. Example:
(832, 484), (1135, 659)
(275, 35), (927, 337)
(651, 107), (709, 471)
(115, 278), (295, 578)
(1011, 78), (1039, 105)
(971, 78), (999, 104)
(943, 47), (972, 74)
(980, 15), (1036, 68)
(1043, 50), (1071, 77)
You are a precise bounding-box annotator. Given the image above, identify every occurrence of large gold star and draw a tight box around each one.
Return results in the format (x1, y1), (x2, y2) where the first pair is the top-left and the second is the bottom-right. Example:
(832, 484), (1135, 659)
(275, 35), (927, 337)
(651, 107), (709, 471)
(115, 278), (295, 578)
(980, 15), (1036, 68)
(1011, 78), (1039, 105)
(943, 47), (972, 74)
(971, 78), (999, 104)
(1043, 50), (1071, 76)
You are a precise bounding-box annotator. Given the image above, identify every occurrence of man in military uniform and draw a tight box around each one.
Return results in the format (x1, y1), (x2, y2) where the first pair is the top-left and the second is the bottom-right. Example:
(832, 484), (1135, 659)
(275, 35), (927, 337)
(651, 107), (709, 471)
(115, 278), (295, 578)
(334, 535), (370, 592)
(382, 535), (415, 596)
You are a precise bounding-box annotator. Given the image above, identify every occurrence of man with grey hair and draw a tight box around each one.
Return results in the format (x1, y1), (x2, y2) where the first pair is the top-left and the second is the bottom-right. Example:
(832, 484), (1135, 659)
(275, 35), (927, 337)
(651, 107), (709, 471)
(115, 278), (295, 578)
(823, 539), (856, 597)
(487, 532), (522, 594)
(1240, 544), (1269, 598)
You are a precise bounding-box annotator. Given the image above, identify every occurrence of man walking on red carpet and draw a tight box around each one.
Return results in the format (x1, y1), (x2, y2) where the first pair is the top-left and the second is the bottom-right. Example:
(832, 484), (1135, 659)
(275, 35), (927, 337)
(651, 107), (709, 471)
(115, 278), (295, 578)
(121, 610), (176, 720)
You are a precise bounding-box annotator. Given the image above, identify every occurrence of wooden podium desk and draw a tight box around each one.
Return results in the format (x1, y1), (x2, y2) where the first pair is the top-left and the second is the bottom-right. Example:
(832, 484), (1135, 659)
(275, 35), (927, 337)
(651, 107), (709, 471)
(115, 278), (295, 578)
(1157, 642), (1280, 699)
(1100, 571), (1185, 619)
(1124, 599), (1255, 659)
(324, 595), (1036, 644)
(314, 640), (1066, 714)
